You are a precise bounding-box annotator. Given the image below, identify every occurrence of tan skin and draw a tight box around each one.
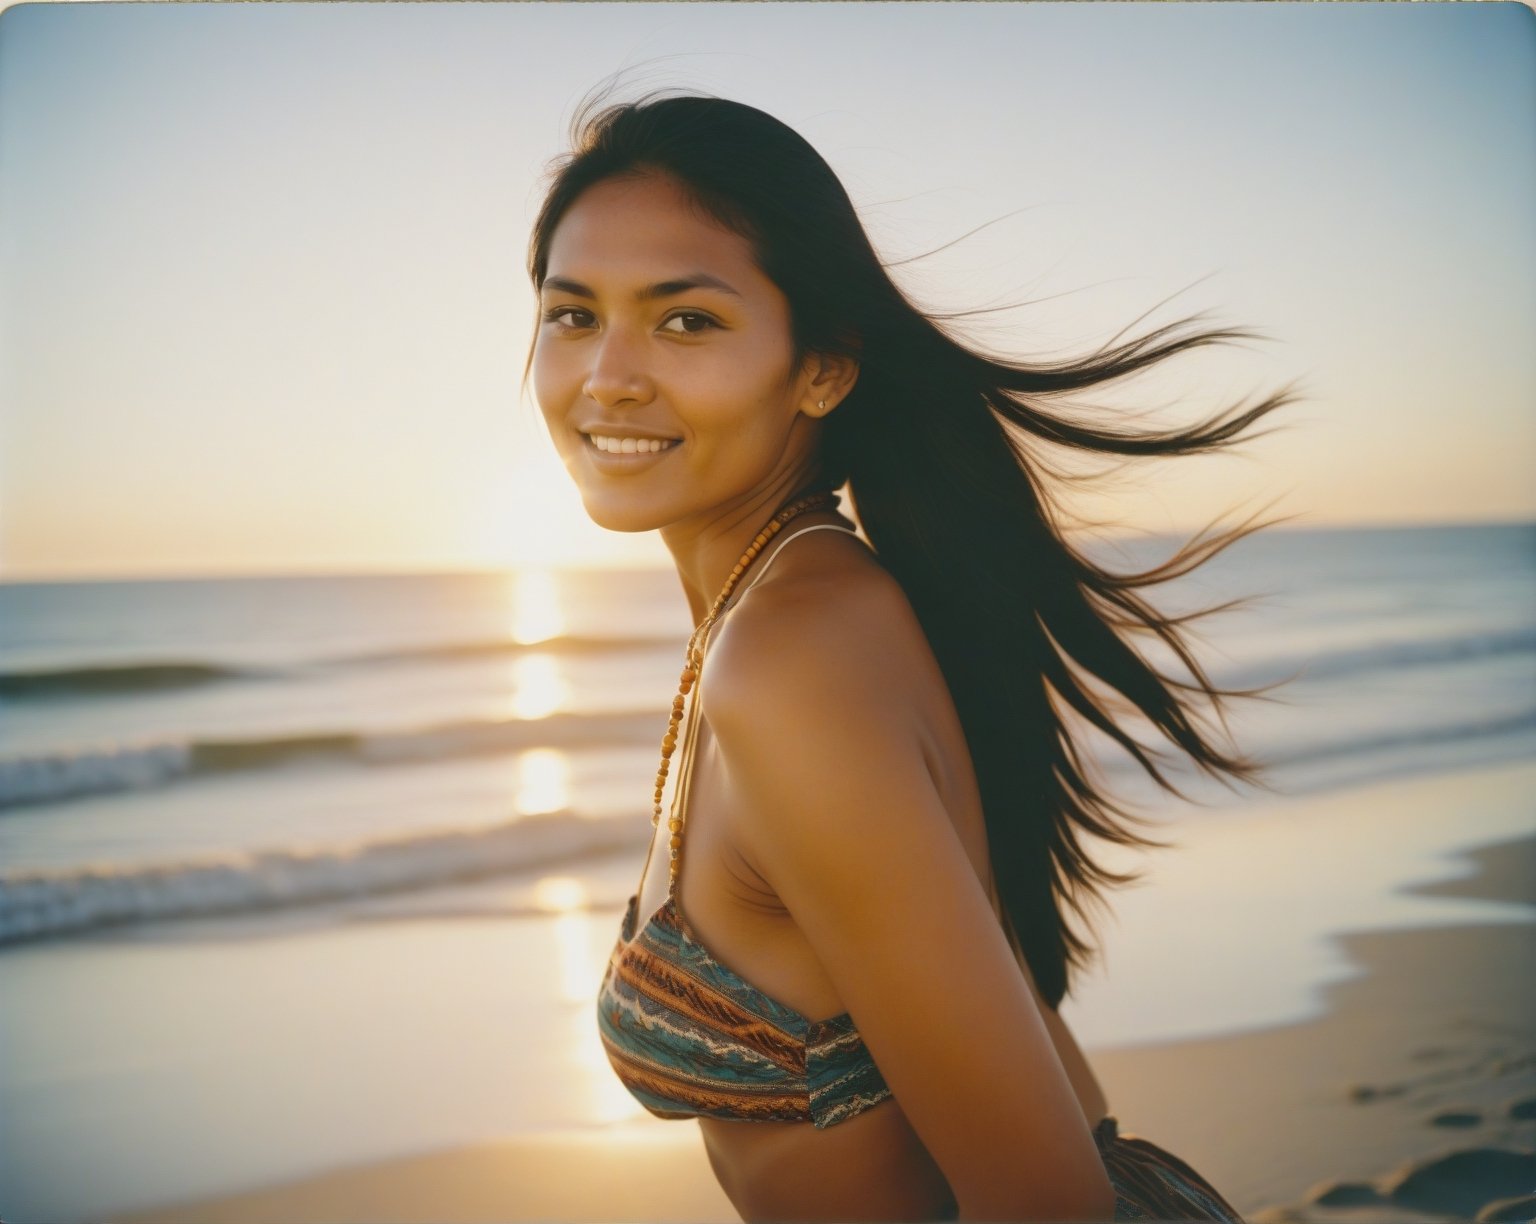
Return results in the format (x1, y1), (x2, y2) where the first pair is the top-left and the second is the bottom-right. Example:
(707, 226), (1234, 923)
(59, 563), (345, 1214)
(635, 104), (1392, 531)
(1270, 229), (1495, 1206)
(532, 172), (1116, 1223)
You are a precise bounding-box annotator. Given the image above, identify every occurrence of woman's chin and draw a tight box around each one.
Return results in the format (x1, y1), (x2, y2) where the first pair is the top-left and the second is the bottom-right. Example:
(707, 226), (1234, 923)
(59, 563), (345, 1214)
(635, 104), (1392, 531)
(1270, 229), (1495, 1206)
(577, 492), (670, 535)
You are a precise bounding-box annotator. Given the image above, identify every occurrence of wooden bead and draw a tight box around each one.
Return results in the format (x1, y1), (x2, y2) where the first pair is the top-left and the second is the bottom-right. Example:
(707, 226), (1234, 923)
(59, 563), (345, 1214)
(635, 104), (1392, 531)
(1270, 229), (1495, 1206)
(636, 491), (838, 900)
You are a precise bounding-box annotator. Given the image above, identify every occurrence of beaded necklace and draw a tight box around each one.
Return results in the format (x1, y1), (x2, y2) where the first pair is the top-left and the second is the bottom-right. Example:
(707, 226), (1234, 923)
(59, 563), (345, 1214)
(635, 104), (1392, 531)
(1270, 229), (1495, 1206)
(652, 488), (842, 892)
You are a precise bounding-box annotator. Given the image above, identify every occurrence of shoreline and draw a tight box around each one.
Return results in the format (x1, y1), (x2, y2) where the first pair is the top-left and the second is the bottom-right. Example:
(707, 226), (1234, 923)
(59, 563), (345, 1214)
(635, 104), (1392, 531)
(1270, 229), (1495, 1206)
(103, 830), (1535, 1224)
(1092, 828), (1535, 1218)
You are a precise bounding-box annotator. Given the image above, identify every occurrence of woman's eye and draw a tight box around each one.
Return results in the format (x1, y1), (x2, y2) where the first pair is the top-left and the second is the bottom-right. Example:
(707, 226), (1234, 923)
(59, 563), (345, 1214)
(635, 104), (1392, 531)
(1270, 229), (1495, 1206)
(543, 306), (595, 329)
(660, 312), (718, 335)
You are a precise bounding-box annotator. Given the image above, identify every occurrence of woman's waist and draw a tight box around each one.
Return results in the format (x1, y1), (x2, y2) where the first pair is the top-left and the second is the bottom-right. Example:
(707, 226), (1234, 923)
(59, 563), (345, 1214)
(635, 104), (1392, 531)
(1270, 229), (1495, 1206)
(699, 1099), (957, 1222)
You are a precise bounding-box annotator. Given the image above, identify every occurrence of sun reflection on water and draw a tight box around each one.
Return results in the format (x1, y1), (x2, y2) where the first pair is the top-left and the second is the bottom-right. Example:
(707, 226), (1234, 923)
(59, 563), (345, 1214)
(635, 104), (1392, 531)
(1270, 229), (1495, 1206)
(510, 652), (567, 720)
(535, 872), (647, 1125)
(515, 748), (570, 815)
(510, 569), (564, 645)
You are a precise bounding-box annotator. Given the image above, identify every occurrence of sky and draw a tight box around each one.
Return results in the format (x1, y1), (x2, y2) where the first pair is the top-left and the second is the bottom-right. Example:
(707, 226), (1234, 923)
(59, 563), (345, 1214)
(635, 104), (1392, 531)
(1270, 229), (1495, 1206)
(0, 1), (1532, 578)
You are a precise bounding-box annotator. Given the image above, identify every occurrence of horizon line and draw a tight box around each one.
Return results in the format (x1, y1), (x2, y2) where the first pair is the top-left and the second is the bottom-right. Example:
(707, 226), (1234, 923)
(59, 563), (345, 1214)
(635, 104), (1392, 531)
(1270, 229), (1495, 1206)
(3, 515), (1532, 586)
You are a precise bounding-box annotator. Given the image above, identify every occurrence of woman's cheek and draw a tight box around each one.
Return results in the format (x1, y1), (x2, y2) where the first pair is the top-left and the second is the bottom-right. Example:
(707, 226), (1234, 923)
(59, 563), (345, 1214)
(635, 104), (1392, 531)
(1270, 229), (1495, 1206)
(530, 358), (571, 428)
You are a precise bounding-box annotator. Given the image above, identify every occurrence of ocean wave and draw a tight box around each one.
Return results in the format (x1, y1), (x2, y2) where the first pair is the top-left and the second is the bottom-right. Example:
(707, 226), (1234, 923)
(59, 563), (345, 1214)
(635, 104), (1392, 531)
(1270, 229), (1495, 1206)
(1264, 707), (1536, 769)
(1221, 625), (1536, 690)
(0, 711), (665, 808)
(0, 742), (196, 807)
(337, 632), (683, 666)
(0, 809), (646, 946)
(6, 625), (1531, 809)
(0, 660), (265, 697)
(0, 633), (685, 700)
(5, 710), (1533, 946)
(8, 622), (1526, 707)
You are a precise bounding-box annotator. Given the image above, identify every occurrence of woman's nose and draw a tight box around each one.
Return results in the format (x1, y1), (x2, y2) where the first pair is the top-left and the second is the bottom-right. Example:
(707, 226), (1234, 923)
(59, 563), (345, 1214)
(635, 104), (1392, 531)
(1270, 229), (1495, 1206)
(582, 328), (655, 407)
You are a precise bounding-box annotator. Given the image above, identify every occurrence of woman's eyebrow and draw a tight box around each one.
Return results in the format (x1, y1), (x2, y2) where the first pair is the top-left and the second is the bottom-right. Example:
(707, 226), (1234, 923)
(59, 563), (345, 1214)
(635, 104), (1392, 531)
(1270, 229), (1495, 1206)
(542, 274), (742, 300)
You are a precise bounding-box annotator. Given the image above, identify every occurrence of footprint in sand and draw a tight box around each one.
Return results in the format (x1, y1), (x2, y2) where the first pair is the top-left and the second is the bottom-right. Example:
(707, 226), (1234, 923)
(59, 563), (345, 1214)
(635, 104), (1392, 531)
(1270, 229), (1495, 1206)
(1346, 1082), (1408, 1103)
(1412, 1045), (1456, 1061)
(1380, 1147), (1536, 1220)
(1430, 1108), (1484, 1128)
(1303, 1178), (1385, 1207)
(1476, 1192), (1536, 1223)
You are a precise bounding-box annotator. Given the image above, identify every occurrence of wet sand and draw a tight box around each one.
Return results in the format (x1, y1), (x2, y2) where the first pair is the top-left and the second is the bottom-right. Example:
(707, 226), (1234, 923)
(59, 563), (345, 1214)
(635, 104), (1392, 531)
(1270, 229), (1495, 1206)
(106, 830), (1535, 1223)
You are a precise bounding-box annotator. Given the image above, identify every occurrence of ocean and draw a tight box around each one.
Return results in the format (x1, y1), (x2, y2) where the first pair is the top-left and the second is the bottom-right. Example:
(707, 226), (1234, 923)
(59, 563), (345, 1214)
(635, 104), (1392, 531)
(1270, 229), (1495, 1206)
(2, 522), (1533, 944)
(2, 521), (1534, 1223)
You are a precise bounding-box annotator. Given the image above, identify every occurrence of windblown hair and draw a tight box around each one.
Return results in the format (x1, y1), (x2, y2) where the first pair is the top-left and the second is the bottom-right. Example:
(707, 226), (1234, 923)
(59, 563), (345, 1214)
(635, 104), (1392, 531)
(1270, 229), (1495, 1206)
(527, 89), (1298, 1009)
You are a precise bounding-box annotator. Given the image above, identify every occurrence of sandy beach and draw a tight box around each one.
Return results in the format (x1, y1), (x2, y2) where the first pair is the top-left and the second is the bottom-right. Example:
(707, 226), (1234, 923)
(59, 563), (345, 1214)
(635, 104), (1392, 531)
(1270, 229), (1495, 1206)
(100, 825), (1535, 1224)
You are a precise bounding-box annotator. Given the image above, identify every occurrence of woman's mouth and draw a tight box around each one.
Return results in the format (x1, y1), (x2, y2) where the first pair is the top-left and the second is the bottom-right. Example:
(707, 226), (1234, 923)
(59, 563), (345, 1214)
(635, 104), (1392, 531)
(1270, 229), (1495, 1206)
(582, 432), (682, 456)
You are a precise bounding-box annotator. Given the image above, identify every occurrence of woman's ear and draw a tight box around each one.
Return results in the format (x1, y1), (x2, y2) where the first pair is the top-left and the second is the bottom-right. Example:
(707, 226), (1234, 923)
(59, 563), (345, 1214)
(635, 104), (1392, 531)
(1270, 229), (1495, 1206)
(800, 350), (860, 419)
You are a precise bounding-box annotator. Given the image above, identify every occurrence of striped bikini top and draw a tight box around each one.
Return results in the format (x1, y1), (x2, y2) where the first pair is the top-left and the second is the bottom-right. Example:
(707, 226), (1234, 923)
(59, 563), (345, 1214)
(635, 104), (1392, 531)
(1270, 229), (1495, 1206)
(596, 521), (893, 1130)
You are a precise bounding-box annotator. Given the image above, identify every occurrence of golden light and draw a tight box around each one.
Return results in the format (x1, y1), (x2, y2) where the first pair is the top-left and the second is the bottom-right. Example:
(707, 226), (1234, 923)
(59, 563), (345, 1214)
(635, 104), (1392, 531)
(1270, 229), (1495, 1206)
(515, 747), (572, 815)
(532, 874), (588, 915)
(572, 1008), (649, 1126)
(509, 653), (567, 720)
(531, 870), (648, 1125)
(510, 568), (565, 645)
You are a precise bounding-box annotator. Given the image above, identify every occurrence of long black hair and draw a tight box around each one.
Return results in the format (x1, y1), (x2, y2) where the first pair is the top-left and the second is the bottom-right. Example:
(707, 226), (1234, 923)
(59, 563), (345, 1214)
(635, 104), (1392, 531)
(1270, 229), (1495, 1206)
(527, 89), (1299, 1010)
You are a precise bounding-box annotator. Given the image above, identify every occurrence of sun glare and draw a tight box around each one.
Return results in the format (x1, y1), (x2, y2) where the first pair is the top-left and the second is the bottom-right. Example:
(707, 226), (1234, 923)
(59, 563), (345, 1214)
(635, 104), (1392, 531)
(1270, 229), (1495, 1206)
(515, 747), (571, 816)
(510, 569), (564, 645)
(509, 653), (567, 720)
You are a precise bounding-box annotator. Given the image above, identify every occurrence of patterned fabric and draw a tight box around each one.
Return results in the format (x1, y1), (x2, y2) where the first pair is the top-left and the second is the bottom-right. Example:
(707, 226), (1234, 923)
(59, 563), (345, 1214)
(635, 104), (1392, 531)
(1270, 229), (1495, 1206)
(1093, 1115), (1246, 1221)
(596, 890), (893, 1129)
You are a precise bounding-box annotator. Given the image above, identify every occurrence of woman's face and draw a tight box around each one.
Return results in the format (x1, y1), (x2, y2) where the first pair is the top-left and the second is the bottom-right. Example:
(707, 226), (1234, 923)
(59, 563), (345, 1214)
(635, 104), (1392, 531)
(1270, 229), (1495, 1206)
(532, 172), (825, 534)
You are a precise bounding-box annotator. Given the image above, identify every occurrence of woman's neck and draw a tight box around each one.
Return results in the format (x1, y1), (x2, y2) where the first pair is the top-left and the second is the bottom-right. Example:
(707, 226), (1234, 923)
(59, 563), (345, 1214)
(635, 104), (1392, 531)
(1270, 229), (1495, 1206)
(661, 489), (847, 629)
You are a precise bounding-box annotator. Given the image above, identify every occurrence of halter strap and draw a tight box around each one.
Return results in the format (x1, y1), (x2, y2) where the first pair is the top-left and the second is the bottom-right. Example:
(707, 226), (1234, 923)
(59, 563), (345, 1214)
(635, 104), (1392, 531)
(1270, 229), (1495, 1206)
(732, 522), (861, 604)
(665, 520), (861, 899)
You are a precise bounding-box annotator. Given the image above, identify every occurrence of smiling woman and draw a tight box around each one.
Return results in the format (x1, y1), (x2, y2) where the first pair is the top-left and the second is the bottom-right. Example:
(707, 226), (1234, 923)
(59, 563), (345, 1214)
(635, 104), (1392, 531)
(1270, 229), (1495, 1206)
(532, 172), (852, 543)
(524, 89), (1286, 1222)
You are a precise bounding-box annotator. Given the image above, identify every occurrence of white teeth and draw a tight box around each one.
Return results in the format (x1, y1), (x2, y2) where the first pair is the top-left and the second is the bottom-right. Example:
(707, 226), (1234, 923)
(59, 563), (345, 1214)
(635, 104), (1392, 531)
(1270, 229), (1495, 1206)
(586, 433), (679, 454)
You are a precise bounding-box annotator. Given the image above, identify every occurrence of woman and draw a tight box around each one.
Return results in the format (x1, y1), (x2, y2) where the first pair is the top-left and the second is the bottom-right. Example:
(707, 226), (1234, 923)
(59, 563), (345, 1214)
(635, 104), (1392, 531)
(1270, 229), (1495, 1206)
(528, 91), (1289, 1222)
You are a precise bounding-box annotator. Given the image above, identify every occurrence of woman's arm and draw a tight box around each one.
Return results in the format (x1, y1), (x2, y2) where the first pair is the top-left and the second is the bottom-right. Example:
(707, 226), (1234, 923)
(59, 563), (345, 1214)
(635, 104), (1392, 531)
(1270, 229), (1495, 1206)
(706, 575), (1117, 1223)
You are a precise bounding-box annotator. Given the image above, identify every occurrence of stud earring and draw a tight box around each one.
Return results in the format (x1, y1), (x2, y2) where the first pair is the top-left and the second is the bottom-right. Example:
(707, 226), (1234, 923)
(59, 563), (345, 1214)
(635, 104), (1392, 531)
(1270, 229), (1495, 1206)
(817, 399), (827, 411)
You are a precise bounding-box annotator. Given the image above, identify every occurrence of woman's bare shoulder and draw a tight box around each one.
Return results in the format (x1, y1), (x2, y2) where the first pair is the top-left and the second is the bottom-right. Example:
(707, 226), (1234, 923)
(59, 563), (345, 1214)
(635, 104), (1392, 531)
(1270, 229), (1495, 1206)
(703, 540), (928, 714)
